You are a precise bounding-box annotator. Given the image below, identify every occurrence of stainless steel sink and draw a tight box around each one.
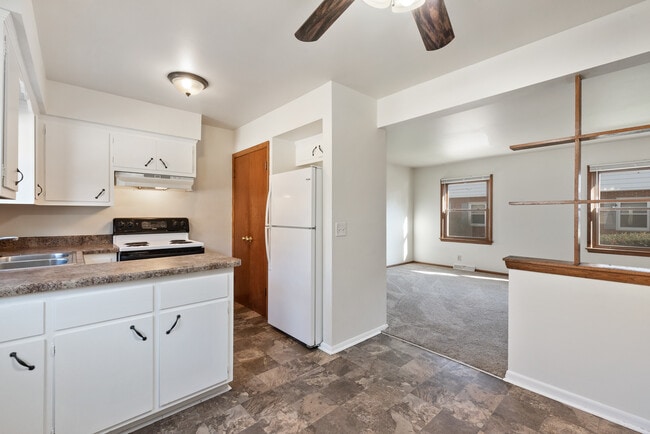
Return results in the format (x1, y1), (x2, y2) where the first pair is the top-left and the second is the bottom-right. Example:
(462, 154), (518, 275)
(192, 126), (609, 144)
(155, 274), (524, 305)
(0, 252), (76, 270)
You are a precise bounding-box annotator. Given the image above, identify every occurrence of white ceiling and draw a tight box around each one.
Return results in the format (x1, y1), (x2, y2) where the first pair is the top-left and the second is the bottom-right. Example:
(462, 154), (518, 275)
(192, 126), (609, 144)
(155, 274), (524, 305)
(30, 0), (643, 165)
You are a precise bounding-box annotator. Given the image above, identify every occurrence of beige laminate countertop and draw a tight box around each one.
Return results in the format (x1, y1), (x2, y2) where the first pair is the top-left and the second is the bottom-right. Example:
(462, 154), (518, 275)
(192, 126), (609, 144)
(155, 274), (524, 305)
(0, 252), (241, 298)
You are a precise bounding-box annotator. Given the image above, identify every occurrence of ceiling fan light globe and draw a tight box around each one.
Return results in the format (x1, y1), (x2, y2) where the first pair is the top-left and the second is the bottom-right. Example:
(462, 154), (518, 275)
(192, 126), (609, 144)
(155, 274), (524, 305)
(362, 0), (392, 9)
(391, 0), (425, 12)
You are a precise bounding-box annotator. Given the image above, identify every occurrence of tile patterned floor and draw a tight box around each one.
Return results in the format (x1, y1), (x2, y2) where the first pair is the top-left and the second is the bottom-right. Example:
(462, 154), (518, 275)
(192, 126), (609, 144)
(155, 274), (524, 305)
(134, 304), (635, 433)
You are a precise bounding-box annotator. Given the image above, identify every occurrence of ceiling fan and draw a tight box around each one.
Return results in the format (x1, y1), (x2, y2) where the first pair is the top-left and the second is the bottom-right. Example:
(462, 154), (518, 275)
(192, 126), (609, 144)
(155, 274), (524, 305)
(295, 0), (454, 51)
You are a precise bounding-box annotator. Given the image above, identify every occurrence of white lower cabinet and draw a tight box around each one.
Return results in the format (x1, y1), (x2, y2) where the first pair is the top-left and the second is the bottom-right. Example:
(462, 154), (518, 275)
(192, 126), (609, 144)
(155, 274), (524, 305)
(159, 300), (229, 406)
(0, 300), (46, 434)
(0, 339), (46, 434)
(54, 316), (154, 434)
(0, 269), (233, 434)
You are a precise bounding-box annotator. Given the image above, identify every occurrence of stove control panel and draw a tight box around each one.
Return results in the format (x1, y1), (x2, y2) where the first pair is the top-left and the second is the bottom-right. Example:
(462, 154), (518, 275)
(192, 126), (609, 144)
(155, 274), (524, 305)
(113, 218), (190, 235)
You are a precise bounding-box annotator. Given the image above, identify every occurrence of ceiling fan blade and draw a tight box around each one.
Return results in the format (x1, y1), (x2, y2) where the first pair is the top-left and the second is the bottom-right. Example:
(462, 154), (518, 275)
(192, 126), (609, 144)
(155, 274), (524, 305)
(295, 0), (356, 42)
(412, 0), (454, 51)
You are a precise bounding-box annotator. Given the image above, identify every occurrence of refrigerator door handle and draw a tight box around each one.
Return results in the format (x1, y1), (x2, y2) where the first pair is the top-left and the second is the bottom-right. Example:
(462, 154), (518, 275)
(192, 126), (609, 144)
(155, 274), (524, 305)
(265, 188), (271, 227)
(265, 226), (271, 266)
(265, 187), (271, 267)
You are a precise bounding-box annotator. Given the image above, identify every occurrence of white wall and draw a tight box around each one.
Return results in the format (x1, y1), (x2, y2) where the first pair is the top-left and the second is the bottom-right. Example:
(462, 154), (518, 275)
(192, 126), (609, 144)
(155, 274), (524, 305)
(507, 270), (650, 432)
(235, 83), (332, 153)
(386, 163), (413, 266)
(45, 81), (202, 140)
(413, 135), (650, 274)
(377, 1), (650, 128)
(329, 83), (386, 348)
(0, 124), (234, 255)
(235, 81), (387, 351)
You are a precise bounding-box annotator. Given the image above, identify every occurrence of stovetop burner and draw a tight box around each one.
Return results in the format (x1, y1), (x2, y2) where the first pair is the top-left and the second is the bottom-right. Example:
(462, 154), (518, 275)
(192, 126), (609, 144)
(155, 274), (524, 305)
(170, 239), (192, 244)
(125, 241), (149, 247)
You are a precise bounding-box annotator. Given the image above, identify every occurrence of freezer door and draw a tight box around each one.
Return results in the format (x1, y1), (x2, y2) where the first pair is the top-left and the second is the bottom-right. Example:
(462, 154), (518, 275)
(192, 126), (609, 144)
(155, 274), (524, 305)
(270, 167), (314, 228)
(268, 226), (317, 346)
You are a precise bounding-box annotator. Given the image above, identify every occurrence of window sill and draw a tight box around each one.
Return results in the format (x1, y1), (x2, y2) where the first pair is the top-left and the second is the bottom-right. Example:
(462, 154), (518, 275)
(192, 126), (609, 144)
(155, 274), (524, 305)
(586, 246), (650, 258)
(504, 255), (650, 286)
(440, 237), (493, 245)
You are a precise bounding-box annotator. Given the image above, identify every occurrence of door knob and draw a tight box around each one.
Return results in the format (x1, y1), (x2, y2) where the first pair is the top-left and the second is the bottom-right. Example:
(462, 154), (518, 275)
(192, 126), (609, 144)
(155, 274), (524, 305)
(241, 236), (253, 242)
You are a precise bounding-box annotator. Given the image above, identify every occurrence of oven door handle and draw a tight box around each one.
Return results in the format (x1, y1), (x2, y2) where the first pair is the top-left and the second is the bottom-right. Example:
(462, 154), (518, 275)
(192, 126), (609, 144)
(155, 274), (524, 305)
(117, 246), (205, 261)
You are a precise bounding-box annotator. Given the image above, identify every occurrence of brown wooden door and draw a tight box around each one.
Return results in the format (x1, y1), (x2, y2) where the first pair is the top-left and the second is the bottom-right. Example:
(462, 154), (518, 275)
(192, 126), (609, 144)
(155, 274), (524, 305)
(232, 142), (269, 317)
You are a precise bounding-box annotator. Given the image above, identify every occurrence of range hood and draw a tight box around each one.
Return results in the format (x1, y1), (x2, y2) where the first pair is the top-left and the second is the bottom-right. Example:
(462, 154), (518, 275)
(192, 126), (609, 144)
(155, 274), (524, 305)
(114, 171), (194, 191)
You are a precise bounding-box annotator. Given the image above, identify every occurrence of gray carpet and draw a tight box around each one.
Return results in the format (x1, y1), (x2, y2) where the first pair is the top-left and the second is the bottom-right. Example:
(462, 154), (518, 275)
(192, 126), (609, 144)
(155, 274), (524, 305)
(385, 262), (508, 377)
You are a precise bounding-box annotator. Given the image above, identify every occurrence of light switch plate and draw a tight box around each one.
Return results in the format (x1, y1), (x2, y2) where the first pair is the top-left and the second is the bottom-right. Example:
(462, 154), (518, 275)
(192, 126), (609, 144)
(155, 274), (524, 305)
(335, 221), (347, 237)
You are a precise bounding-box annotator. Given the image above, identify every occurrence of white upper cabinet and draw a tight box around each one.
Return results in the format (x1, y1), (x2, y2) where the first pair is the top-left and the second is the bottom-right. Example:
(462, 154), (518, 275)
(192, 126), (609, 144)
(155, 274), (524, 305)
(39, 118), (112, 205)
(0, 12), (30, 201)
(112, 131), (196, 176)
(295, 133), (324, 167)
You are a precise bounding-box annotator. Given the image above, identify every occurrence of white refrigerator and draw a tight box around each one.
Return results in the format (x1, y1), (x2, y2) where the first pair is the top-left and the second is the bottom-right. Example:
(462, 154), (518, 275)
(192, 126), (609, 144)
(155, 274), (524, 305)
(266, 166), (322, 347)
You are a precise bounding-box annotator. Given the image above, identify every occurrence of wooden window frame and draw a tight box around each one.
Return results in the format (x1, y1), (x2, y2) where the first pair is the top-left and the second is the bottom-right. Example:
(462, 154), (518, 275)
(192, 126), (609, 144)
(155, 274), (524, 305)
(587, 165), (650, 257)
(440, 175), (493, 245)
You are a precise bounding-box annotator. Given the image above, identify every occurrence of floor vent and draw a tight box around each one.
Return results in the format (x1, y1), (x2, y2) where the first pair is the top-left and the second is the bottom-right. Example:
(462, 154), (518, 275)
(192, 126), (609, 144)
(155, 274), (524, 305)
(453, 263), (476, 272)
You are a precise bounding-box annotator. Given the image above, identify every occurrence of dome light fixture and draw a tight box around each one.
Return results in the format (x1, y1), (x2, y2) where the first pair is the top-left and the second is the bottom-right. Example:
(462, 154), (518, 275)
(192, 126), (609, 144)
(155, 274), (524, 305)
(167, 71), (209, 97)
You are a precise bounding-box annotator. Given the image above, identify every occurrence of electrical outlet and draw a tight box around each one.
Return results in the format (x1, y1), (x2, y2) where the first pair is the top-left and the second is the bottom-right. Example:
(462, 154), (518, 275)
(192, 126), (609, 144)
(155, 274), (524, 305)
(335, 221), (347, 237)
(457, 255), (462, 261)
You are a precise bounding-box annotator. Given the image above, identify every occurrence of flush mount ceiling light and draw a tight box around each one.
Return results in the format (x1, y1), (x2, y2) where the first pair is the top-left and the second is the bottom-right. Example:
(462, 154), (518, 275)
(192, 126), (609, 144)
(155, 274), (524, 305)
(167, 71), (209, 97)
(363, 0), (425, 12)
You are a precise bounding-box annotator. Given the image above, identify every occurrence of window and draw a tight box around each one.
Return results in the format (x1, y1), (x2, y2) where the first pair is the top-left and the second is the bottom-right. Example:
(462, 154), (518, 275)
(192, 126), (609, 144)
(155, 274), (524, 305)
(440, 175), (493, 244)
(588, 163), (650, 256)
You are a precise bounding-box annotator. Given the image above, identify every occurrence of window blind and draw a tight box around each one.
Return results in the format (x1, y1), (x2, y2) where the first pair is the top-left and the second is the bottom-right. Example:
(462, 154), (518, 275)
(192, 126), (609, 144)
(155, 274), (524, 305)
(588, 160), (650, 172)
(440, 175), (491, 184)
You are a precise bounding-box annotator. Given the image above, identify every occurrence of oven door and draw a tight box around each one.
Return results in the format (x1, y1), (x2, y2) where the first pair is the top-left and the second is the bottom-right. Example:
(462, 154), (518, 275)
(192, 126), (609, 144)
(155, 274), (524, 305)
(118, 246), (205, 261)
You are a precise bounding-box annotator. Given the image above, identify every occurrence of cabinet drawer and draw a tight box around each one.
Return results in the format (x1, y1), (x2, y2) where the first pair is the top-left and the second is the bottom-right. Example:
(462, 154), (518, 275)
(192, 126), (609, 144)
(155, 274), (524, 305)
(55, 284), (153, 330)
(0, 301), (45, 343)
(159, 273), (230, 309)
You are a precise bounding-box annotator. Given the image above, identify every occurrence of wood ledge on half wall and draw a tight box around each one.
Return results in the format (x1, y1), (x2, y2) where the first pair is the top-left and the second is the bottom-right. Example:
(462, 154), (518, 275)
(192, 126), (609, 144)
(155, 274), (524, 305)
(503, 256), (650, 287)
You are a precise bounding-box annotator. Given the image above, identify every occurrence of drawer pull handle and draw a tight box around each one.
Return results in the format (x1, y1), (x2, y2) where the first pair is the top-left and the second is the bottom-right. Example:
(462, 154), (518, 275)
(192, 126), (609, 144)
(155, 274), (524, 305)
(159, 158), (168, 169)
(165, 314), (182, 335)
(9, 352), (35, 371)
(130, 325), (147, 341)
(144, 157), (154, 167)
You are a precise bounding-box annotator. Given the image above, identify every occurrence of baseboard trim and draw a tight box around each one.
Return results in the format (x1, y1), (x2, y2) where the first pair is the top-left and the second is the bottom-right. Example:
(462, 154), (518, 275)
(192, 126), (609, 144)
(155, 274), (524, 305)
(319, 324), (387, 354)
(407, 261), (509, 277)
(387, 261), (415, 268)
(505, 370), (649, 433)
(109, 384), (231, 433)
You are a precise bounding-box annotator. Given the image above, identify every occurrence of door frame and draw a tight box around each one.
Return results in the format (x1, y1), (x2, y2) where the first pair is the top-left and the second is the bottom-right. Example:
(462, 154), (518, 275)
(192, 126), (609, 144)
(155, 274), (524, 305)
(232, 141), (269, 315)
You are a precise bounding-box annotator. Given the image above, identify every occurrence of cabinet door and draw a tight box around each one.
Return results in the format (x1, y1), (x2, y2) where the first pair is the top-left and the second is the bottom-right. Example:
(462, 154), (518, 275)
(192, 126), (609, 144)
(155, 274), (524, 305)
(0, 26), (21, 198)
(159, 300), (229, 406)
(0, 339), (46, 434)
(43, 120), (111, 204)
(294, 134), (323, 167)
(155, 139), (195, 175)
(112, 132), (156, 171)
(54, 316), (153, 434)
